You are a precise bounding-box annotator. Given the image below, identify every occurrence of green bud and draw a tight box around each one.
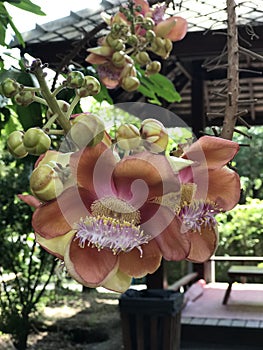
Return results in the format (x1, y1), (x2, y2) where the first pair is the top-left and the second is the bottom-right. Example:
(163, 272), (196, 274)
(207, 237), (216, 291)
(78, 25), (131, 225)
(7, 130), (28, 158)
(30, 163), (64, 201)
(145, 61), (161, 76)
(135, 52), (150, 66)
(116, 124), (141, 151)
(66, 71), (85, 89)
(145, 30), (156, 42)
(23, 128), (51, 156)
(1, 78), (20, 98)
(14, 90), (35, 106)
(77, 76), (101, 97)
(126, 34), (139, 47)
(70, 113), (105, 148)
(135, 14), (144, 23)
(121, 76), (140, 92)
(112, 51), (126, 68)
(143, 18), (155, 30)
(112, 39), (125, 51)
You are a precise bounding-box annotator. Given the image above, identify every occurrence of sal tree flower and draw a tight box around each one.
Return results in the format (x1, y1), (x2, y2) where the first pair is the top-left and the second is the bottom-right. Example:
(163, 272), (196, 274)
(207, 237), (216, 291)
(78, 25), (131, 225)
(23, 134), (240, 293)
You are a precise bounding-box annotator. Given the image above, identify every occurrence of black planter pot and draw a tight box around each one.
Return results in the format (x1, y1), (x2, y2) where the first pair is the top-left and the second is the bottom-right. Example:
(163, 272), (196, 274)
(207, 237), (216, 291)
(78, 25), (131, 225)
(119, 289), (184, 350)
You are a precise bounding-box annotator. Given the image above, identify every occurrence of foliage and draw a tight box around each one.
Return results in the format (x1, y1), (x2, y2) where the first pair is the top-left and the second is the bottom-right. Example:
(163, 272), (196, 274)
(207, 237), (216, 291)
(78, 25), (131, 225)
(0, 145), (57, 350)
(214, 198), (263, 281)
(0, 0), (45, 47)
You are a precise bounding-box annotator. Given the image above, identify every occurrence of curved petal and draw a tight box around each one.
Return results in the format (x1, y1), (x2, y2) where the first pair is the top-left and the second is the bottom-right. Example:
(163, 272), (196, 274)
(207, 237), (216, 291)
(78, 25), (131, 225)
(64, 239), (119, 288)
(186, 225), (218, 263)
(18, 194), (41, 208)
(154, 216), (191, 261)
(33, 187), (94, 239)
(155, 16), (187, 41)
(113, 152), (180, 204)
(86, 53), (109, 65)
(182, 136), (239, 169)
(102, 269), (132, 293)
(35, 231), (75, 259)
(207, 167), (241, 210)
(70, 142), (117, 197)
(118, 239), (162, 278)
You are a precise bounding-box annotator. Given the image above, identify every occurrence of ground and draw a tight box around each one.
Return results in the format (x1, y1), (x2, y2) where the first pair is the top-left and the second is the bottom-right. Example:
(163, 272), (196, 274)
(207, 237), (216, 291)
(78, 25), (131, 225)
(0, 288), (123, 350)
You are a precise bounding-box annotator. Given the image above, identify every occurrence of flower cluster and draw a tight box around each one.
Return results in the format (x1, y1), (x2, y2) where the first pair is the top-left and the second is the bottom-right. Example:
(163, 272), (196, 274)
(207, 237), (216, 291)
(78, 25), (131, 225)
(18, 119), (240, 292)
(86, 0), (187, 91)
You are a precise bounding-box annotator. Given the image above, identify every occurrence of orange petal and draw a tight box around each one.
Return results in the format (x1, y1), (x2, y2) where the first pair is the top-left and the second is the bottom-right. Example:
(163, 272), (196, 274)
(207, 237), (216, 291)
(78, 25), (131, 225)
(64, 239), (119, 288)
(207, 167), (240, 210)
(70, 142), (117, 197)
(155, 16), (187, 41)
(153, 216), (191, 261)
(86, 53), (108, 64)
(113, 152), (180, 202)
(183, 136), (239, 169)
(118, 239), (162, 278)
(185, 225), (218, 263)
(134, 0), (150, 14)
(32, 187), (94, 239)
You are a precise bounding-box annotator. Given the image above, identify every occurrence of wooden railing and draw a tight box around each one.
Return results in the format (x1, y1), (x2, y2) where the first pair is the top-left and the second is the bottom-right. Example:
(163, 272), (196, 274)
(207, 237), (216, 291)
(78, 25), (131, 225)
(204, 256), (263, 283)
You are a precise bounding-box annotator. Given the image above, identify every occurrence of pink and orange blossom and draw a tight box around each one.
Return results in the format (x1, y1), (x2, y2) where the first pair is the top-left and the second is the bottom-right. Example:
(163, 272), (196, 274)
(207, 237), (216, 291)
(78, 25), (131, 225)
(23, 135), (241, 293)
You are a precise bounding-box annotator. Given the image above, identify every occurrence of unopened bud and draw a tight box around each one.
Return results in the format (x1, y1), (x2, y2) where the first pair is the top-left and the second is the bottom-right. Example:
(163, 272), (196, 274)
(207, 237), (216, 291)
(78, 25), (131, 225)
(112, 51), (126, 68)
(112, 39), (125, 51)
(126, 34), (139, 46)
(66, 71), (85, 89)
(7, 130), (28, 158)
(30, 163), (64, 201)
(70, 113), (105, 148)
(1, 78), (20, 98)
(135, 52), (150, 66)
(14, 90), (35, 106)
(121, 76), (140, 92)
(77, 76), (101, 97)
(116, 124), (141, 150)
(140, 118), (169, 153)
(143, 18), (155, 30)
(145, 61), (161, 76)
(145, 30), (156, 42)
(23, 128), (51, 156)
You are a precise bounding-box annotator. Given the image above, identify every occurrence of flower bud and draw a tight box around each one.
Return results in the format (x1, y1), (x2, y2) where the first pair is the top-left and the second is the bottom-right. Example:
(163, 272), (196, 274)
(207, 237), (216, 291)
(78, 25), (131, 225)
(120, 63), (137, 79)
(77, 76), (101, 97)
(111, 39), (125, 52)
(126, 34), (139, 46)
(140, 118), (169, 153)
(121, 76), (140, 92)
(116, 124), (141, 150)
(70, 113), (105, 148)
(135, 52), (150, 66)
(14, 90), (35, 106)
(7, 130), (28, 158)
(1, 78), (20, 98)
(143, 18), (155, 30)
(30, 163), (64, 201)
(23, 128), (51, 156)
(66, 71), (85, 89)
(145, 30), (156, 42)
(112, 51), (126, 68)
(145, 61), (161, 76)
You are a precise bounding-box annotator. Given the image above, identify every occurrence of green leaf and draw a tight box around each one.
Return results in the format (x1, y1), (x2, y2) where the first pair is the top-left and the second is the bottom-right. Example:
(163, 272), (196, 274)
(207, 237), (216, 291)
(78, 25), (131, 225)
(16, 102), (43, 130)
(9, 0), (46, 16)
(137, 66), (182, 105)
(94, 82), (113, 105)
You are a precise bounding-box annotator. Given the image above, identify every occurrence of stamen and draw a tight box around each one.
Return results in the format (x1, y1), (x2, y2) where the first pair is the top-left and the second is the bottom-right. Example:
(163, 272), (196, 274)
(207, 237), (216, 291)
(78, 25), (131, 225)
(91, 197), (141, 225)
(74, 215), (149, 256)
(178, 201), (221, 233)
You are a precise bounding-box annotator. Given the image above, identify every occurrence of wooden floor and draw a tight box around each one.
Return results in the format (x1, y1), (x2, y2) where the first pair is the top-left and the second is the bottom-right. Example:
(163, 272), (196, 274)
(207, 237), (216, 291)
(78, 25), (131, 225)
(180, 282), (263, 348)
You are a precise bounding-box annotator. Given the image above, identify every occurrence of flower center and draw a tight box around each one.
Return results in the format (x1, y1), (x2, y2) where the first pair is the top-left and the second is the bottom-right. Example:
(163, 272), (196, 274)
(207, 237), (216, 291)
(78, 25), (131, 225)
(91, 197), (141, 225)
(178, 200), (221, 233)
(74, 215), (149, 256)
